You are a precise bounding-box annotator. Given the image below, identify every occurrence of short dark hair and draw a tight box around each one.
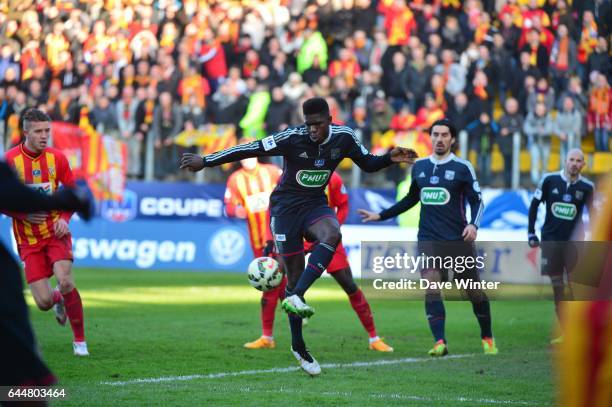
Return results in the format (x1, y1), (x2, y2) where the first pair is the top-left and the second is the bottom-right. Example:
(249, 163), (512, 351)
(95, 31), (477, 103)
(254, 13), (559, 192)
(22, 108), (51, 132)
(429, 118), (458, 139)
(302, 97), (330, 116)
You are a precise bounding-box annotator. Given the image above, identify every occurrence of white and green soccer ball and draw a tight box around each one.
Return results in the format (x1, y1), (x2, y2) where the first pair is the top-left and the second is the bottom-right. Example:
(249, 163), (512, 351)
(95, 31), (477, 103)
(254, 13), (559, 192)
(247, 257), (283, 292)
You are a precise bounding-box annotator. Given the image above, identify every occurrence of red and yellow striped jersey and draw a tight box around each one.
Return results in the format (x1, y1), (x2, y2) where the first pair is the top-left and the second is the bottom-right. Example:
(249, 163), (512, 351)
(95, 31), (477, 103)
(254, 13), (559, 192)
(325, 172), (349, 225)
(224, 164), (281, 251)
(4, 144), (75, 247)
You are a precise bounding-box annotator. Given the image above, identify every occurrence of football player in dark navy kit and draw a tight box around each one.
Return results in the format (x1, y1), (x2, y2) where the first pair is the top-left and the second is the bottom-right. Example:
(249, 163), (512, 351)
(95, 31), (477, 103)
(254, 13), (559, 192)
(181, 97), (417, 375)
(528, 148), (594, 344)
(358, 118), (499, 356)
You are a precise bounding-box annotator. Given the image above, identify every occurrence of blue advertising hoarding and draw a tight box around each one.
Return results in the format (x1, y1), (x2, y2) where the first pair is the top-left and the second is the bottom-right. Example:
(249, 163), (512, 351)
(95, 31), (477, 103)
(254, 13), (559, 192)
(0, 181), (544, 272)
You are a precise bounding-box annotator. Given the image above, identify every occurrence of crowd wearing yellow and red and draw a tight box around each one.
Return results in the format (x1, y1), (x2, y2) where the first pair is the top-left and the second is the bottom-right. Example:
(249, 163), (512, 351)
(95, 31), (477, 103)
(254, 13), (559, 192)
(0, 0), (609, 185)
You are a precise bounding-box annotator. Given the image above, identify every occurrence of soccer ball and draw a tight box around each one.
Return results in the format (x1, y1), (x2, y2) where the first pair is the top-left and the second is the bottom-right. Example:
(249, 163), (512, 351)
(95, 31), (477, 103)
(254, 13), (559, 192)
(247, 257), (283, 292)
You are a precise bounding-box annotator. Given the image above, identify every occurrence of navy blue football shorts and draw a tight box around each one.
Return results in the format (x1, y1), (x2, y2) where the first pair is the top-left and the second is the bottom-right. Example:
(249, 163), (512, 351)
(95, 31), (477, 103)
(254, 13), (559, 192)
(270, 205), (337, 256)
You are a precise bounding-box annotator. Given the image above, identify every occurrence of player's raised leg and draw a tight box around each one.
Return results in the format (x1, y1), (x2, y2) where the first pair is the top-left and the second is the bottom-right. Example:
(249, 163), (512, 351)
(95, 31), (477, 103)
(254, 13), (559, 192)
(330, 265), (393, 352)
(53, 258), (88, 356)
(290, 214), (341, 299)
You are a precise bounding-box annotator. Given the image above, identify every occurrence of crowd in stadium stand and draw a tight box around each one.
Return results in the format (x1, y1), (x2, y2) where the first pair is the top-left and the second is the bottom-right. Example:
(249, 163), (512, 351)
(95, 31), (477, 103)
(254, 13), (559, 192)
(0, 0), (610, 186)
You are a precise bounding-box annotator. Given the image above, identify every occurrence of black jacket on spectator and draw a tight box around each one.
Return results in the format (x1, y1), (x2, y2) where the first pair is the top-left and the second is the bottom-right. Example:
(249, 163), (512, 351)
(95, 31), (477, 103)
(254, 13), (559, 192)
(447, 103), (476, 132)
(59, 68), (83, 89)
(406, 65), (433, 107)
(211, 95), (248, 126)
(500, 25), (521, 57)
(520, 44), (549, 77)
(512, 65), (540, 98)
(587, 50), (611, 79)
(352, 3), (377, 34)
(382, 67), (409, 100)
(302, 66), (326, 87)
(265, 99), (293, 133)
(497, 113), (524, 154)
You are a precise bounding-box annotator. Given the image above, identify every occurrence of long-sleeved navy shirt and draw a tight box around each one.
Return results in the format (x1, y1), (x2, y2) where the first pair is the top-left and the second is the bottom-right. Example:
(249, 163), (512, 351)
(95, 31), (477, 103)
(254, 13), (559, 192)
(202, 124), (393, 215)
(379, 154), (484, 241)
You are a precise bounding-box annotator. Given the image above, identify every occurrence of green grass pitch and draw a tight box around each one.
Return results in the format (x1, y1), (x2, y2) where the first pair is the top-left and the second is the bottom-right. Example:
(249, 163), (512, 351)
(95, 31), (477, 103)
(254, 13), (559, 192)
(27, 268), (556, 406)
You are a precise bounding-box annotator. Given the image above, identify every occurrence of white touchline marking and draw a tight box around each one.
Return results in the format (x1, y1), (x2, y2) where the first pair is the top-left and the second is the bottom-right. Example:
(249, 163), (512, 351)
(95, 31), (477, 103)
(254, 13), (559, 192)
(101, 354), (472, 386)
(239, 387), (538, 405)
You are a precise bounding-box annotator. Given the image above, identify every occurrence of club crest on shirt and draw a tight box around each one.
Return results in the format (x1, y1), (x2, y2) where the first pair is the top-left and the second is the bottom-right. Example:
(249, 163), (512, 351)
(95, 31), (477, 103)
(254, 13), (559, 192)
(48, 166), (55, 177)
(444, 170), (455, 180)
(331, 148), (341, 159)
(575, 190), (584, 200)
(430, 176), (439, 185)
(562, 194), (572, 202)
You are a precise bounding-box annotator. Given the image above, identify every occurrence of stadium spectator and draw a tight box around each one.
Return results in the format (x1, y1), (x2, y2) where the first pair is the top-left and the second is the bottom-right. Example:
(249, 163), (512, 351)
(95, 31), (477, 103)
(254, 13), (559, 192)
(528, 77), (556, 114)
(577, 10), (599, 85)
(370, 90), (395, 134)
(549, 24), (577, 93)
(302, 55), (326, 87)
(117, 86), (140, 178)
(382, 51), (411, 112)
(555, 96), (583, 162)
(524, 102), (554, 184)
(265, 86), (293, 134)
(588, 73), (611, 151)
(436, 49), (466, 97)
(497, 98), (524, 188)
(447, 92), (474, 132)
(406, 46), (432, 111)
(390, 105), (416, 132)
(587, 37), (611, 82)
(0, 0), (608, 187)
(467, 112), (497, 186)
(153, 91), (183, 180)
(521, 29), (550, 77)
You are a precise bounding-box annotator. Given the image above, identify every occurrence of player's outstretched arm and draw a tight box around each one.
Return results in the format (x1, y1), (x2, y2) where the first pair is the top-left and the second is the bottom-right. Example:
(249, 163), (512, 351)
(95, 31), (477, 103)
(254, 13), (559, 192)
(180, 134), (289, 172)
(350, 146), (418, 173)
(359, 176), (420, 223)
(0, 162), (92, 220)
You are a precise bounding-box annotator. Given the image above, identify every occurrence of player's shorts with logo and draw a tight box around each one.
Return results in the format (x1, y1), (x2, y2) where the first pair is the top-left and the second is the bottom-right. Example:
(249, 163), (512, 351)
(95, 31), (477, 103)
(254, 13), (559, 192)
(304, 241), (349, 273)
(417, 240), (481, 281)
(18, 235), (73, 284)
(270, 205), (338, 256)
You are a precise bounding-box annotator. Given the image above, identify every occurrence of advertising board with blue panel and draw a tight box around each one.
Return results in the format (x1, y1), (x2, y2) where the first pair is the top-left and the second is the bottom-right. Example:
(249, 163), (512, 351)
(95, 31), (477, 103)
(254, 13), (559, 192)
(0, 181), (549, 278)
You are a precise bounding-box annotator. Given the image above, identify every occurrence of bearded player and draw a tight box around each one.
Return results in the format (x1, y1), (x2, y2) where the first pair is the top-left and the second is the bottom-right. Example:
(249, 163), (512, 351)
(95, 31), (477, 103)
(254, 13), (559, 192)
(3, 109), (88, 356)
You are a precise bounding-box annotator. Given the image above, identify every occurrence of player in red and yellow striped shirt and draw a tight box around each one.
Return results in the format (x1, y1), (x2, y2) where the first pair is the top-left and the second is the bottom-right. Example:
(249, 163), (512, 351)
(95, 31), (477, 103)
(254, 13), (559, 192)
(2, 109), (88, 356)
(224, 156), (285, 349)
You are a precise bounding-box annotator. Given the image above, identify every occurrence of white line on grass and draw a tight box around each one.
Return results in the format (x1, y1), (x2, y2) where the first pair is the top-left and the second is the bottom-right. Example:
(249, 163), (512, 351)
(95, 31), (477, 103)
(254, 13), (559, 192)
(100, 354), (540, 405)
(101, 354), (472, 386)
